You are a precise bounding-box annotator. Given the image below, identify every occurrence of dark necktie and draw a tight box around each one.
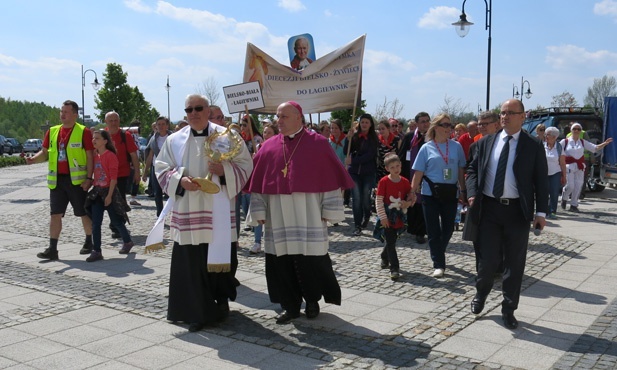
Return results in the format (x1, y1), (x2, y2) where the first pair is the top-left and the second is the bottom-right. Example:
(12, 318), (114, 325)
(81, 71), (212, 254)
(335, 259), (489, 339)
(493, 135), (512, 199)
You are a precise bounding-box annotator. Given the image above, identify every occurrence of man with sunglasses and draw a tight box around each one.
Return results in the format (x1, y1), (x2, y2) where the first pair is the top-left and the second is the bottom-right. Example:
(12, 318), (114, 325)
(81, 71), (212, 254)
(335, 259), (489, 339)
(389, 118), (404, 140)
(208, 105), (226, 126)
(465, 111), (503, 274)
(150, 94), (253, 332)
(560, 122), (613, 212)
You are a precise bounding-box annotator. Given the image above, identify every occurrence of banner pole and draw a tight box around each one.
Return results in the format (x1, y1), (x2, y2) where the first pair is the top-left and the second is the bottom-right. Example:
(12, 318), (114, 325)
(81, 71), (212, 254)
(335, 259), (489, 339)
(245, 104), (256, 153)
(346, 34), (366, 158)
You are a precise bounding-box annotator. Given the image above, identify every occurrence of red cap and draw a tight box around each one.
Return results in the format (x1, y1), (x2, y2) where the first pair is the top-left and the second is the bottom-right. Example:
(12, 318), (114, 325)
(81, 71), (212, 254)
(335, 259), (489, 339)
(287, 101), (303, 116)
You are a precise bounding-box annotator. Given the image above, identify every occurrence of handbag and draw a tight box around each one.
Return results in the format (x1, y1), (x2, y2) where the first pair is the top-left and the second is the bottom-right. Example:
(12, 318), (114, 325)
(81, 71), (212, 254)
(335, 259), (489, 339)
(423, 176), (459, 201)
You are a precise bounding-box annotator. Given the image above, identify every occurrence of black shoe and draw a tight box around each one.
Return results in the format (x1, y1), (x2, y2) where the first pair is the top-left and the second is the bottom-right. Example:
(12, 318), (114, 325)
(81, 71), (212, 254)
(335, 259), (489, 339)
(111, 232), (121, 239)
(416, 235), (426, 244)
(80, 241), (93, 255)
(37, 248), (58, 260)
(218, 301), (230, 321)
(570, 206), (580, 212)
(188, 322), (205, 332)
(380, 259), (389, 269)
(471, 296), (485, 315)
(275, 310), (300, 324)
(305, 302), (320, 319)
(352, 227), (362, 236)
(561, 199), (567, 210)
(502, 312), (518, 329)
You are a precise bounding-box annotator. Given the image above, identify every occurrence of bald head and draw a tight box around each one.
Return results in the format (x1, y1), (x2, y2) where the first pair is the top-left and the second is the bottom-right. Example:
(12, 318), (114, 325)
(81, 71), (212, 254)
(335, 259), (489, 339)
(467, 120), (478, 137)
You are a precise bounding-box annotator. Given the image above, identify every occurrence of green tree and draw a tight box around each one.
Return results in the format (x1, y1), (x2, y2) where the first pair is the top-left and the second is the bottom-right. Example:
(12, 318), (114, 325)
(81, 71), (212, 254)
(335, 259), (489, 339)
(94, 63), (137, 123)
(330, 99), (367, 131)
(584, 75), (617, 112)
(94, 63), (160, 134)
(131, 86), (160, 133)
(0, 97), (61, 142)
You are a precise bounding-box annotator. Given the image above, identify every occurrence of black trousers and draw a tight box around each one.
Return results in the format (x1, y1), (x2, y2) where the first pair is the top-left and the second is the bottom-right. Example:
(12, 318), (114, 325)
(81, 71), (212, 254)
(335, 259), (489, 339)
(476, 197), (530, 313)
(406, 202), (426, 236)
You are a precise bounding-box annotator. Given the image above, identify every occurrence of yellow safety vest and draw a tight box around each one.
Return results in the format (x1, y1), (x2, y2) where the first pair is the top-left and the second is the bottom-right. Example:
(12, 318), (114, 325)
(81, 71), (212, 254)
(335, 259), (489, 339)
(47, 124), (88, 189)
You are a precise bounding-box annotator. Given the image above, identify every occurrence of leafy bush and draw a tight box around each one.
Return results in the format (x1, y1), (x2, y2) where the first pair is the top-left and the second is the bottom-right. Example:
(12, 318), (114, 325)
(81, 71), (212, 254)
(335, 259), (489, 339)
(0, 156), (26, 168)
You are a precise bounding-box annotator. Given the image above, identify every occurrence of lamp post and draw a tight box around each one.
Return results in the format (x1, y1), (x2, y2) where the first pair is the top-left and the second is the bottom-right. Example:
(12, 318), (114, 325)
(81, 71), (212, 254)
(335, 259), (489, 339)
(512, 77), (532, 100)
(452, 0), (492, 111)
(165, 76), (171, 121)
(81, 65), (101, 125)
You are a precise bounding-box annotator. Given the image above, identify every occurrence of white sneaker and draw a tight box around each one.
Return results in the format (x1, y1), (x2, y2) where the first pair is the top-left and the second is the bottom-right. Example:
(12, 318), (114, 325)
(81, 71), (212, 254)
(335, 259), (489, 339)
(433, 268), (445, 278)
(250, 243), (262, 254)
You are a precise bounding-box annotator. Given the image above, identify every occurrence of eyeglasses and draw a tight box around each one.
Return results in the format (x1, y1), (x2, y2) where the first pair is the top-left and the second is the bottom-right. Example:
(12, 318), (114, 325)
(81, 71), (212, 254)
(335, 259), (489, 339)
(478, 121), (497, 127)
(184, 106), (205, 114)
(436, 123), (452, 128)
(571, 128), (581, 131)
(210, 115), (224, 120)
(500, 111), (524, 116)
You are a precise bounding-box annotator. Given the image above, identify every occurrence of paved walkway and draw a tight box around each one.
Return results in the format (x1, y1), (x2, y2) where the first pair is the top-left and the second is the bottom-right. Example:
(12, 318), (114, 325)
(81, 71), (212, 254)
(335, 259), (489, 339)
(0, 162), (616, 369)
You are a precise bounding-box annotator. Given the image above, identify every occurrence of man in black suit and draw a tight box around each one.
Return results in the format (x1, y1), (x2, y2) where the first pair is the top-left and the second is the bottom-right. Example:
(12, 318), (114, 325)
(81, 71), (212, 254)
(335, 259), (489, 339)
(466, 99), (548, 329)
(398, 112), (430, 243)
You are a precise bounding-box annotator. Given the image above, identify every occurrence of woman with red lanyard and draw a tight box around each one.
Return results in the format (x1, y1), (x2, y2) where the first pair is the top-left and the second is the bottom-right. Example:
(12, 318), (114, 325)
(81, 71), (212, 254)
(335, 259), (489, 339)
(409, 113), (467, 278)
(86, 130), (134, 262)
(376, 119), (401, 180)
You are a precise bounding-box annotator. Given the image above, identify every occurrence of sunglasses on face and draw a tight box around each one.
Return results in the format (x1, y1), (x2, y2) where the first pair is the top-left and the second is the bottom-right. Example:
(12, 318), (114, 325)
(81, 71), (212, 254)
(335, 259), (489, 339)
(571, 128), (581, 131)
(436, 123), (452, 128)
(184, 106), (205, 114)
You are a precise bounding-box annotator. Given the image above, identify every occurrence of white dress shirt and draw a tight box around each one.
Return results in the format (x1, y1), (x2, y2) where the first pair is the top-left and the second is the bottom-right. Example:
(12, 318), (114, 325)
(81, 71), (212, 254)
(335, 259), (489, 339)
(483, 130), (521, 199)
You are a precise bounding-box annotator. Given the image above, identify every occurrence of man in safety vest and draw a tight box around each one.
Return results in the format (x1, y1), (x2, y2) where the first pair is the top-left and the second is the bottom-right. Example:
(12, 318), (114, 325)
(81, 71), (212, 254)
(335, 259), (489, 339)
(26, 100), (95, 260)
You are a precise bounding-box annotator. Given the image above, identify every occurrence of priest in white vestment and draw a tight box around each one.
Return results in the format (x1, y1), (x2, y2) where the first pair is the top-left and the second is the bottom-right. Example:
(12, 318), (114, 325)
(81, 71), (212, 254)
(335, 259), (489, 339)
(154, 94), (253, 332)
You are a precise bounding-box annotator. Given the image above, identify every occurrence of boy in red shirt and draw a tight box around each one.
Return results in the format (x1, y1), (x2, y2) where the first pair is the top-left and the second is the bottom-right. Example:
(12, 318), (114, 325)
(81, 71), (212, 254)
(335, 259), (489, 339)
(375, 153), (413, 280)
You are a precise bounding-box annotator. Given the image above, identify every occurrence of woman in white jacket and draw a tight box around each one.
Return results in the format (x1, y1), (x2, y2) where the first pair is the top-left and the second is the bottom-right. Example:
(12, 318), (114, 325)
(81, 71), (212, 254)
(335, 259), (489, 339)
(560, 122), (612, 212)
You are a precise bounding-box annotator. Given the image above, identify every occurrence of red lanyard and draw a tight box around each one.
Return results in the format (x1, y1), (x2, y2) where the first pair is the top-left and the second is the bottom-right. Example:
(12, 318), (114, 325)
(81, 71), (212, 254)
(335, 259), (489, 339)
(433, 140), (449, 165)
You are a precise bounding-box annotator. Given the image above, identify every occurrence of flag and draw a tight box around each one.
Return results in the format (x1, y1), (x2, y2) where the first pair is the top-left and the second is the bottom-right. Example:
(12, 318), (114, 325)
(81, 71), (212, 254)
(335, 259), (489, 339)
(243, 35), (365, 114)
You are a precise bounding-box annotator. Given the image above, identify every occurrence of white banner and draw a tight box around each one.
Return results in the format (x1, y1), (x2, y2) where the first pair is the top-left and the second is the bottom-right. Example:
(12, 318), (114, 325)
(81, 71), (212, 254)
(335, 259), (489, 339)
(243, 35), (365, 114)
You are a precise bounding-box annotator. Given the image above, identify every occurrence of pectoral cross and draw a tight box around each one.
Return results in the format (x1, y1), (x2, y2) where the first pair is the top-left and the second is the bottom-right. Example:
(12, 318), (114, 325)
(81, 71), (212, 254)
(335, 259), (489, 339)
(281, 165), (288, 178)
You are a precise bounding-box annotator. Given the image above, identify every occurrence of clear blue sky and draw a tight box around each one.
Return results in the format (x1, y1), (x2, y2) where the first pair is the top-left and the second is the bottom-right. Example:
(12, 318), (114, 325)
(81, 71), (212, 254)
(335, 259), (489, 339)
(1, 0), (616, 123)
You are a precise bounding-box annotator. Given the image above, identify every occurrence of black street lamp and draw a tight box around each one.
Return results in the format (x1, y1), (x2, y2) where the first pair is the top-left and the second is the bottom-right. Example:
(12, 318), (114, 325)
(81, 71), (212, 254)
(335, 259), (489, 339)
(512, 77), (532, 100)
(81, 65), (101, 125)
(165, 76), (171, 121)
(453, 0), (492, 111)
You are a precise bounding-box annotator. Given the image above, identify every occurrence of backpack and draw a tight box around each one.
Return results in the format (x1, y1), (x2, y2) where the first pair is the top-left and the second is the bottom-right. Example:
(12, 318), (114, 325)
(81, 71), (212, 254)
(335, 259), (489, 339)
(118, 129), (133, 165)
